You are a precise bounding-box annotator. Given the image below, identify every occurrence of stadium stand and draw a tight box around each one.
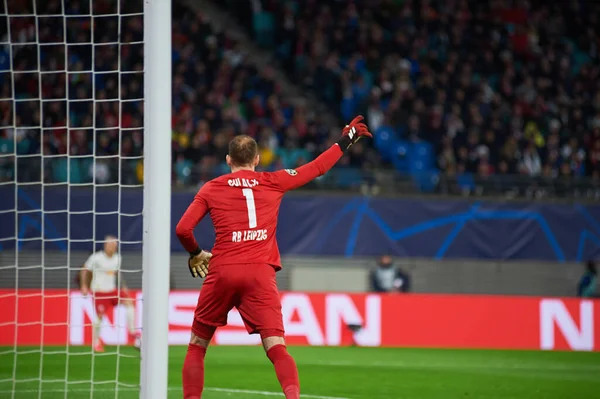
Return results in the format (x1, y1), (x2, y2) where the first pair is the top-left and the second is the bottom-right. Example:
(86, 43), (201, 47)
(3, 0), (600, 197)
(0, 0), (144, 185)
(217, 0), (600, 194)
(169, 5), (352, 187)
(0, 0), (356, 187)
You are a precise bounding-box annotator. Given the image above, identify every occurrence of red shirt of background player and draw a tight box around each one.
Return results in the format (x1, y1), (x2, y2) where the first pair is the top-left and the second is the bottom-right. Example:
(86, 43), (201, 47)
(175, 144), (343, 271)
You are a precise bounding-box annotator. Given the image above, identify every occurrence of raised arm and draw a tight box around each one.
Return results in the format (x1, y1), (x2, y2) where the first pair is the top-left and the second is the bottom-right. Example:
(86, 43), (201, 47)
(271, 144), (344, 192)
(272, 115), (373, 192)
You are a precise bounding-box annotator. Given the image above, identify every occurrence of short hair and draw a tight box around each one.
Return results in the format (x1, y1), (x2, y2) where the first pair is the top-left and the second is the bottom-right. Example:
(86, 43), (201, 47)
(587, 260), (597, 274)
(228, 135), (258, 166)
(104, 235), (117, 242)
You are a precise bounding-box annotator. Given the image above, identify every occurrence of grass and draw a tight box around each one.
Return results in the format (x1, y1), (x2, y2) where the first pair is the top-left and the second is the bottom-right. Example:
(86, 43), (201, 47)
(0, 345), (599, 398)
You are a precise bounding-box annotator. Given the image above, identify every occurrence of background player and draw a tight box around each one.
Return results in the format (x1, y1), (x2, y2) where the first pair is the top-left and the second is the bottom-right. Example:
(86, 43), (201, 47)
(79, 235), (140, 352)
(175, 116), (372, 399)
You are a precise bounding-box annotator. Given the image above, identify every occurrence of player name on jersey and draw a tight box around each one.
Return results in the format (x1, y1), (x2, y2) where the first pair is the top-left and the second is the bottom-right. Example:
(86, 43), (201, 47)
(227, 177), (259, 188)
(232, 229), (268, 242)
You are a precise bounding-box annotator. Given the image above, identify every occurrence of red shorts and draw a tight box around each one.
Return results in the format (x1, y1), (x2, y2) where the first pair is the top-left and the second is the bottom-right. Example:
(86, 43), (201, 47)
(93, 290), (131, 315)
(192, 263), (284, 340)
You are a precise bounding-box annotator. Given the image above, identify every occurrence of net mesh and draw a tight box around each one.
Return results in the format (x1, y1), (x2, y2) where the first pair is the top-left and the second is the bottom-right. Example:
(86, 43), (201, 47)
(0, 0), (145, 397)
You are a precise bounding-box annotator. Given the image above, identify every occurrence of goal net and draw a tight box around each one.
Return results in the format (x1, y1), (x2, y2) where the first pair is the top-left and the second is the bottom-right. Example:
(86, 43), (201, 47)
(0, 0), (168, 397)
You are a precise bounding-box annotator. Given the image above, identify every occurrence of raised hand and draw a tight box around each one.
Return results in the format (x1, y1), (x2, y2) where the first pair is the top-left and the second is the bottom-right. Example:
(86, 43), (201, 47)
(339, 115), (373, 150)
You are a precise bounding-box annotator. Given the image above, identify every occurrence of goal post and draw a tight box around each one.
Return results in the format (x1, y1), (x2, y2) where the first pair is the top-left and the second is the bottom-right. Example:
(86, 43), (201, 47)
(141, 0), (171, 398)
(0, 0), (171, 397)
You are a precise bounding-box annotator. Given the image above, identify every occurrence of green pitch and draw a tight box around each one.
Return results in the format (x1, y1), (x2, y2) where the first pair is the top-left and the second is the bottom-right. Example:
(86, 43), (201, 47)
(1, 346), (599, 399)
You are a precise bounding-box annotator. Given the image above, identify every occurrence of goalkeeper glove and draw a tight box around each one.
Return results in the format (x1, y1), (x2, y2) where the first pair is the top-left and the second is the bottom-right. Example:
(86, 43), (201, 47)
(337, 115), (373, 151)
(188, 247), (212, 278)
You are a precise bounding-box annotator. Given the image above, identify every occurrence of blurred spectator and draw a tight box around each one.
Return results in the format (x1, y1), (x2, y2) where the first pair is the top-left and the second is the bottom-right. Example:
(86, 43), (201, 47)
(369, 255), (411, 293)
(520, 143), (542, 176)
(5, 0), (600, 194)
(225, 0), (600, 184)
(0, 0), (342, 186)
(577, 260), (598, 298)
(1, 0), (144, 185)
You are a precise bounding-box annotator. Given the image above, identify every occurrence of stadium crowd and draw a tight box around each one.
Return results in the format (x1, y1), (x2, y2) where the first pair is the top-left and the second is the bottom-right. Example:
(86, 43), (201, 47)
(0, 0), (356, 187)
(2, 0), (600, 190)
(169, 5), (364, 187)
(0, 0), (145, 184)
(226, 0), (600, 182)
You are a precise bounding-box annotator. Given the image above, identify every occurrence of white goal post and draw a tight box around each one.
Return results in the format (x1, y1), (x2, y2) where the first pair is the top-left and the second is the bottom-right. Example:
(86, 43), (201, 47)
(0, 0), (171, 397)
(141, 0), (171, 398)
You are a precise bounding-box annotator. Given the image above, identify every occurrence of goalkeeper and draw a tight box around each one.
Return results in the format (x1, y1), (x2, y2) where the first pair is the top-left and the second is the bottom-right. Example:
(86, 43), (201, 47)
(79, 235), (140, 352)
(176, 116), (373, 399)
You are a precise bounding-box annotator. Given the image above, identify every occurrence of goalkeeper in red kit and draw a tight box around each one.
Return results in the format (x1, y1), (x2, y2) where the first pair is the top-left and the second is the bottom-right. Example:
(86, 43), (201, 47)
(175, 116), (372, 399)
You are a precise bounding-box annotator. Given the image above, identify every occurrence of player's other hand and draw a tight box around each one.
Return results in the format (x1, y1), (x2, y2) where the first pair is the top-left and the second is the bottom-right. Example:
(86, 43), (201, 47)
(81, 286), (89, 296)
(188, 250), (212, 278)
(340, 115), (373, 150)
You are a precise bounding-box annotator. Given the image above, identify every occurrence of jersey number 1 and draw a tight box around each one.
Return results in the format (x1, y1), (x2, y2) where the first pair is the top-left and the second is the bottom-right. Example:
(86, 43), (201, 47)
(242, 188), (257, 228)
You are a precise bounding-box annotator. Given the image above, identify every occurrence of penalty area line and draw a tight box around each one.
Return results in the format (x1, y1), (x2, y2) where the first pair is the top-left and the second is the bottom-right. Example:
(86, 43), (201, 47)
(0, 386), (351, 399)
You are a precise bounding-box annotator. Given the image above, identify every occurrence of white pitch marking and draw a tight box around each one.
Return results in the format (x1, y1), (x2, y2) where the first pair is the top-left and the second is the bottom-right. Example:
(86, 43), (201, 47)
(206, 387), (351, 399)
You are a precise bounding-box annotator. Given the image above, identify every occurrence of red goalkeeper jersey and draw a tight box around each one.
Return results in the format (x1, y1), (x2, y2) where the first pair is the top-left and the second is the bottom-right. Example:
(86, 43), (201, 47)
(176, 144), (344, 270)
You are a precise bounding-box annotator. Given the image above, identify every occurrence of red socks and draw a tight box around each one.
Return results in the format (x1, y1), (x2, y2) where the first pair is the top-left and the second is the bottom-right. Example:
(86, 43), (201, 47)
(183, 343), (299, 399)
(182, 343), (207, 399)
(267, 344), (300, 399)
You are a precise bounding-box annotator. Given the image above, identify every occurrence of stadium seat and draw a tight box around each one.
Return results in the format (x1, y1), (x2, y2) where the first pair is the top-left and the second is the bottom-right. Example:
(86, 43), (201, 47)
(373, 126), (397, 162)
(457, 173), (476, 192)
(412, 171), (440, 193)
(391, 140), (410, 173)
(408, 142), (434, 172)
